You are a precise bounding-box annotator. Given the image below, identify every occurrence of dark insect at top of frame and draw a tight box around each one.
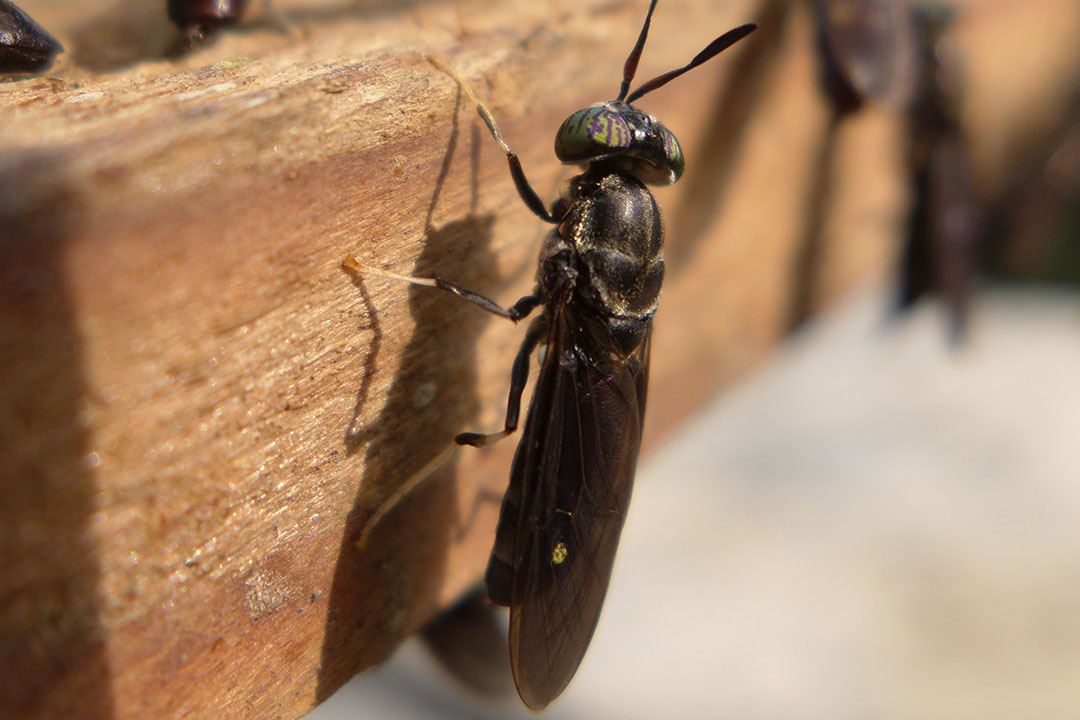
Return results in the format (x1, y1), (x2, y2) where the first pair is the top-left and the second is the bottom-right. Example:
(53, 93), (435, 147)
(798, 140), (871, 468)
(167, 0), (249, 46)
(373, 1), (754, 711)
(0, 0), (63, 73)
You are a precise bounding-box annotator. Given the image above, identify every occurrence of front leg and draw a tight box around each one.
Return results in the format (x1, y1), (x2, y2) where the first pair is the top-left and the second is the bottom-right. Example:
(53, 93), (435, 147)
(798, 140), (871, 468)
(425, 55), (558, 225)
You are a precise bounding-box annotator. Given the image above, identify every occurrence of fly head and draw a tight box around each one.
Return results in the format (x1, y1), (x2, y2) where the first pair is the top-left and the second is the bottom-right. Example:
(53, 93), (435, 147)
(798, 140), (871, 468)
(552, 0), (756, 186)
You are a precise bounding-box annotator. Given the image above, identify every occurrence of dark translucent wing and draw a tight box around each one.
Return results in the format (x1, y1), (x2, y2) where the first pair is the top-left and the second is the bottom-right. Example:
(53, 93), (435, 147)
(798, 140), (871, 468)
(488, 305), (650, 710)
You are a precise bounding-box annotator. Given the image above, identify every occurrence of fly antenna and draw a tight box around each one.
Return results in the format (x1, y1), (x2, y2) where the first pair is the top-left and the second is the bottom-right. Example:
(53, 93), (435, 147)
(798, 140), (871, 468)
(625, 22), (756, 104)
(616, 0), (660, 102)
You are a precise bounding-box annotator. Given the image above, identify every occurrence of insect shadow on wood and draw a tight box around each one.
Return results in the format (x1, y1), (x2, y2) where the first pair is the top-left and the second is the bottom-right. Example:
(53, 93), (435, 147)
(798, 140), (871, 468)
(318, 77), (525, 702)
(344, 85), (510, 506)
(0, 160), (113, 717)
(344, 3), (755, 708)
(340, 80), (517, 507)
(340, 271), (381, 457)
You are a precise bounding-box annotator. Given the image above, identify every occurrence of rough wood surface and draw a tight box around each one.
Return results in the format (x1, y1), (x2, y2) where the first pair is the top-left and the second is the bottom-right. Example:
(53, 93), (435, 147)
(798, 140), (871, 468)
(1, 1), (1076, 719)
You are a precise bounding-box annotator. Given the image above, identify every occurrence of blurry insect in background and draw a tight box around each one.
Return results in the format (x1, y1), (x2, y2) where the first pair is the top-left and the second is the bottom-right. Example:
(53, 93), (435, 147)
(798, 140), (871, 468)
(789, 0), (917, 330)
(344, 1), (754, 708)
(0, 0), (63, 73)
(166, 0), (293, 52)
(900, 4), (983, 343)
(810, 0), (917, 115)
(167, 0), (250, 47)
(798, 0), (982, 342)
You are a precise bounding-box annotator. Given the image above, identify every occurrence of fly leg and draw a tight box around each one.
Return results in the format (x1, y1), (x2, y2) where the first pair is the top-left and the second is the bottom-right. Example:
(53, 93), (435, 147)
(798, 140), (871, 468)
(342, 255), (541, 321)
(456, 316), (545, 448)
(341, 256), (544, 546)
(425, 55), (558, 224)
(342, 253), (542, 440)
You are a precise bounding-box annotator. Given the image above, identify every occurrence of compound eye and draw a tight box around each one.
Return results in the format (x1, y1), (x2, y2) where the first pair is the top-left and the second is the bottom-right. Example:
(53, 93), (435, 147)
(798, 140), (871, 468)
(554, 106), (632, 163)
(660, 126), (684, 181)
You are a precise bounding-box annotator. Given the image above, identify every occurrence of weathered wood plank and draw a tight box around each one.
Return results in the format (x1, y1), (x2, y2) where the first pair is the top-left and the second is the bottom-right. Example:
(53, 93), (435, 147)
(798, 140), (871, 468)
(1, 0), (1076, 718)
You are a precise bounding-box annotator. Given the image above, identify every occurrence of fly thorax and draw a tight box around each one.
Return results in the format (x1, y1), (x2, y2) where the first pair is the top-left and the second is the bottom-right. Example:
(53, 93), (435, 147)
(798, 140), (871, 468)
(563, 171), (665, 318)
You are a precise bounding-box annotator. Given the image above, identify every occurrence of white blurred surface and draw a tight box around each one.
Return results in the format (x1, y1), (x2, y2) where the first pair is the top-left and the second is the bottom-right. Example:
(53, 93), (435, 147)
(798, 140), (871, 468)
(308, 286), (1080, 720)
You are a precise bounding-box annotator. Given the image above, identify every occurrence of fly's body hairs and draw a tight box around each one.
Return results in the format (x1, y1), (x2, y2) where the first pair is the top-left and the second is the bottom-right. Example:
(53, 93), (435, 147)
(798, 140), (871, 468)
(344, 2), (754, 709)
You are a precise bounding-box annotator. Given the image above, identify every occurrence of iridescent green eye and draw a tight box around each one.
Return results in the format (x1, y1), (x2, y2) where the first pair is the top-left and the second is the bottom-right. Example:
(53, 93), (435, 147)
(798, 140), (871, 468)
(660, 127), (684, 181)
(554, 106), (632, 162)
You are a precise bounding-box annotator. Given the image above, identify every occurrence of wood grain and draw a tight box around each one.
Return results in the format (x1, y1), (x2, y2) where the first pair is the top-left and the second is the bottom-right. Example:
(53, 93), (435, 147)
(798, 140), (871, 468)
(1, 0), (1076, 718)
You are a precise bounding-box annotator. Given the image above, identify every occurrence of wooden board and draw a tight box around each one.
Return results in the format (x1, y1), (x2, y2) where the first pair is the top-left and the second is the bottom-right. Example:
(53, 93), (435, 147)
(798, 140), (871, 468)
(1, 0), (1076, 718)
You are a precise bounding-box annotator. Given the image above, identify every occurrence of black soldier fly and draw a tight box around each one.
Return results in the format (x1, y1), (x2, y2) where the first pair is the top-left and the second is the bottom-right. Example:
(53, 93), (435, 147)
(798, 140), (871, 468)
(789, 0), (916, 330)
(809, 0), (917, 115)
(0, 0), (63, 73)
(345, 1), (754, 709)
(167, 0), (249, 46)
(899, 5), (981, 343)
(167, 0), (291, 52)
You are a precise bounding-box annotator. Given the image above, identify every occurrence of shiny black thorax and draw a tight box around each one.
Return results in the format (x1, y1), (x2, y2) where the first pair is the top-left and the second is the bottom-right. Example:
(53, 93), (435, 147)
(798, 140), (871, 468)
(536, 167), (664, 355)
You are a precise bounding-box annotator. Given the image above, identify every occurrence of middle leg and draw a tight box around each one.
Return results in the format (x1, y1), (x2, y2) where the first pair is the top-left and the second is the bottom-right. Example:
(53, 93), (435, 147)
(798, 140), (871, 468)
(342, 254), (542, 321)
(456, 315), (546, 448)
